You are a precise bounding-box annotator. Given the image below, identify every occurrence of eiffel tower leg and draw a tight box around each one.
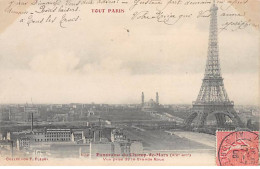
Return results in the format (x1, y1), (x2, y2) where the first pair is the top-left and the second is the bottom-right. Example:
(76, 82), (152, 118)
(220, 114), (227, 127)
(215, 114), (226, 128)
(195, 112), (208, 128)
(228, 108), (244, 128)
(184, 112), (198, 128)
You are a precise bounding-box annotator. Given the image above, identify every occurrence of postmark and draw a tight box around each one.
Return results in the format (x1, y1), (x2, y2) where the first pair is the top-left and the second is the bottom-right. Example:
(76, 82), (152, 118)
(217, 131), (259, 166)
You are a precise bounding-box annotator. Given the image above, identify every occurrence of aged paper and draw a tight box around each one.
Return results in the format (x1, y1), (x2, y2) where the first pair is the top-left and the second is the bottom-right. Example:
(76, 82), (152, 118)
(0, 0), (259, 166)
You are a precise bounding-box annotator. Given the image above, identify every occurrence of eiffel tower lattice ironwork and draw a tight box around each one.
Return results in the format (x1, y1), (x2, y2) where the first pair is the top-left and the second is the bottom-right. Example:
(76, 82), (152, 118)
(184, 0), (244, 129)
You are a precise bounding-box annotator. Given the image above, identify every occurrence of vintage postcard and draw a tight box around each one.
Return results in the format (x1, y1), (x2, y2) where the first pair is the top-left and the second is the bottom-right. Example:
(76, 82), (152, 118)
(0, 0), (259, 166)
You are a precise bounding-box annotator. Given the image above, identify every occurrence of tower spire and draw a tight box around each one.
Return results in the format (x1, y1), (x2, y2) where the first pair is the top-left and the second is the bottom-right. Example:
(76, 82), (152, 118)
(205, 0), (220, 79)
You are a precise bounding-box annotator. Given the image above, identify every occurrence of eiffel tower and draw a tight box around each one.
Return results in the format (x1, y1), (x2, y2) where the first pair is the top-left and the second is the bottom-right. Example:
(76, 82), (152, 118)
(184, 0), (244, 129)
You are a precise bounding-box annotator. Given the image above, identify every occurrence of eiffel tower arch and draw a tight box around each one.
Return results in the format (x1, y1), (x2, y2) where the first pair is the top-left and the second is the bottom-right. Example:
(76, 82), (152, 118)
(184, 0), (244, 129)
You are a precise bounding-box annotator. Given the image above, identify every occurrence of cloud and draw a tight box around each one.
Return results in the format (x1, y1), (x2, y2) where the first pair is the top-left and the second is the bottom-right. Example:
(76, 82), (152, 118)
(29, 50), (80, 74)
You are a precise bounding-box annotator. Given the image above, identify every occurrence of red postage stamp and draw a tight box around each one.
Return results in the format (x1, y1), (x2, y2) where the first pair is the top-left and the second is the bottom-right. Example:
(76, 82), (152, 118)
(216, 131), (259, 166)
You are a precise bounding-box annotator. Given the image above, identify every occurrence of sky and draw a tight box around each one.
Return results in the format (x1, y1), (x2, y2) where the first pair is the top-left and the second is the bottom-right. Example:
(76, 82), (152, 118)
(0, 0), (259, 105)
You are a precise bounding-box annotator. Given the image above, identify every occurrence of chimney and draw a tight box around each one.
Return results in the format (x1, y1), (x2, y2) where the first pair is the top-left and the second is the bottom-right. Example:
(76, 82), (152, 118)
(141, 92), (144, 106)
(31, 113), (34, 132)
(156, 92), (159, 105)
